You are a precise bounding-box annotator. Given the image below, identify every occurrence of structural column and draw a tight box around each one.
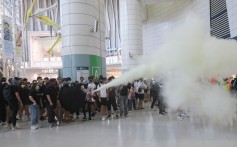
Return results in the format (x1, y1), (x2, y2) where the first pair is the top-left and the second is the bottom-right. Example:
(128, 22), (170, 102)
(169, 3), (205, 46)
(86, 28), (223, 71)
(120, 0), (143, 72)
(60, 0), (106, 81)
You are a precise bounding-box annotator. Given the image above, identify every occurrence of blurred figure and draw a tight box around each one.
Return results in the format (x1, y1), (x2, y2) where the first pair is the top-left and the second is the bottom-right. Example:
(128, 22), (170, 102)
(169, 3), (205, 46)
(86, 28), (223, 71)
(0, 77), (7, 125)
(45, 79), (58, 128)
(97, 77), (108, 120)
(18, 81), (30, 121)
(107, 77), (119, 119)
(119, 84), (130, 118)
(29, 83), (41, 130)
(3, 77), (23, 131)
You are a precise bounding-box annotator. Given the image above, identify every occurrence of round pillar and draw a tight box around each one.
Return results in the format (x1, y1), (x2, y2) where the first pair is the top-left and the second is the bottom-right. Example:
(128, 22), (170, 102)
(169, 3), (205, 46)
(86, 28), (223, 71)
(60, 0), (106, 81)
(120, 0), (143, 72)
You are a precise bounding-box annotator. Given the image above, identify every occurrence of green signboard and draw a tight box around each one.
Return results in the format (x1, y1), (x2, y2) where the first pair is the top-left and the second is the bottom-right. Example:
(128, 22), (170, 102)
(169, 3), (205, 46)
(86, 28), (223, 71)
(89, 55), (102, 79)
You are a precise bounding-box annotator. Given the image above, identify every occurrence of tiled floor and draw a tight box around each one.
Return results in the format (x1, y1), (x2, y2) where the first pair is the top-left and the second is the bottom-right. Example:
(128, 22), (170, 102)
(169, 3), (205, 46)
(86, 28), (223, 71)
(1, 104), (237, 147)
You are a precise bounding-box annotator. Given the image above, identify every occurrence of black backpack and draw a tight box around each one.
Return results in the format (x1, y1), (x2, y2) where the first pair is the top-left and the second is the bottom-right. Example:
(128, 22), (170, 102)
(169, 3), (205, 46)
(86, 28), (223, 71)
(2, 84), (13, 101)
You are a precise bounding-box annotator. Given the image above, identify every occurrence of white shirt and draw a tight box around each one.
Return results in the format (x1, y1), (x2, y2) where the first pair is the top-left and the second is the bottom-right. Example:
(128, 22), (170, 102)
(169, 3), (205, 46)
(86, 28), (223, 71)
(137, 81), (147, 94)
(88, 83), (96, 92)
(97, 83), (107, 98)
(134, 81), (138, 93)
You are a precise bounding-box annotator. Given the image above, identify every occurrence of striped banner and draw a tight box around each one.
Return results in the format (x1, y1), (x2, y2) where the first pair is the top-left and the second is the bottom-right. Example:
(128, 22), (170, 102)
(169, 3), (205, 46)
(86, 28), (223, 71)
(210, 0), (231, 39)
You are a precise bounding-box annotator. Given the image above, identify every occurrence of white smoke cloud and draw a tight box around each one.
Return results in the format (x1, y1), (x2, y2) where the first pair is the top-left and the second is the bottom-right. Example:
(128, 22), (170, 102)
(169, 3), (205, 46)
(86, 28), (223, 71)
(96, 14), (237, 125)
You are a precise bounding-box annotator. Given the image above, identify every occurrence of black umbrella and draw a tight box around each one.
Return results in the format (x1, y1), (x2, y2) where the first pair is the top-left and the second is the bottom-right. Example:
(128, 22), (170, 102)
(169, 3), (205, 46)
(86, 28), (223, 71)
(59, 85), (86, 113)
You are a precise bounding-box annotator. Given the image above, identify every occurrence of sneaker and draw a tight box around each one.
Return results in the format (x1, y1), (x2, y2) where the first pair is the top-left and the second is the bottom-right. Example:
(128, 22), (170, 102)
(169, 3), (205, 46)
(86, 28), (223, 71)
(91, 112), (96, 117)
(1, 122), (6, 125)
(36, 124), (42, 128)
(56, 121), (60, 126)
(159, 112), (166, 115)
(115, 114), (119, 119)
(161, 112), (167, 115)
(107, 114), (111, 118)
(49, 123), (53, 128)
(11, 125), (18, 131)
(177, 115), (184, 121)
(31, 125), (38, 130)
(141, 107), (145, 109)
(180, 113), (189, 118)
(11, 127), (16, 131)
(83, 117), (87, 121)
(5, 123), (11, 129)
(102, 117), (106, 121)
(89, 117), (92, 120)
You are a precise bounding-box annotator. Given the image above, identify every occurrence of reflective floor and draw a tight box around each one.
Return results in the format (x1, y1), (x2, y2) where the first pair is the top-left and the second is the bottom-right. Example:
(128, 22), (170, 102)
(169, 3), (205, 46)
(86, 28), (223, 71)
(1, 104), (237, 147)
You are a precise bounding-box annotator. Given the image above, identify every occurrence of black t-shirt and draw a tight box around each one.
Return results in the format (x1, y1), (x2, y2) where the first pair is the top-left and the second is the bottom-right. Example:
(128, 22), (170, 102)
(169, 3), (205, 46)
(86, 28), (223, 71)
(120, 85), (129, 96)
(45, 87), (58, 104)
(19, 87), (29, 105)
(29, 89), (40, 105)
(108, 87), (116, 98)
(11, 85), (19, 103)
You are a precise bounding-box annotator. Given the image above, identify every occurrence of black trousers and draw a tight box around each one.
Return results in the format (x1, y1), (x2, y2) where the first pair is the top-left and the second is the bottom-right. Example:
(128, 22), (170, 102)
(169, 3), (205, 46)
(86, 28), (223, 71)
(158, 97), (165, 113)
(0, 101), (6, 122)
(94, 96), (101, 111)
(83, 101), (92, 118)
(107, 97), (117, 111)
(151, 95), (158, 109)
(132, 99), (136, 109)
(46, 105), (56, 123)
(8, 100), (19, 126)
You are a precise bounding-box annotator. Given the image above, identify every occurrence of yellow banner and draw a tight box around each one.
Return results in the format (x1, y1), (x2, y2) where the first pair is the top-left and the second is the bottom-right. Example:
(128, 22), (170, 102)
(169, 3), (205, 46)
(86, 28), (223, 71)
(47, 35), (62, 55)
(36, 16), (61, 29)
(25, 0), (36, 29)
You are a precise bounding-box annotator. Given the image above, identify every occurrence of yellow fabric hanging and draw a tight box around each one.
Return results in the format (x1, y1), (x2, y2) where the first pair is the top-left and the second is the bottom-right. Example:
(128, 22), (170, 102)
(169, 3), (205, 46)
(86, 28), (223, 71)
(36, 16), (61, 29)
(47, 35), (62, 56)
(25, 0), (36, 29)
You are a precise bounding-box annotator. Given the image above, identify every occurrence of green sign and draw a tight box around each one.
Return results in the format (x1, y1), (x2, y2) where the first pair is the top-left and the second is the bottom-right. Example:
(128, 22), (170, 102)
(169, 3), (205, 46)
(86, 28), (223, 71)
(90, 55), (102, 78)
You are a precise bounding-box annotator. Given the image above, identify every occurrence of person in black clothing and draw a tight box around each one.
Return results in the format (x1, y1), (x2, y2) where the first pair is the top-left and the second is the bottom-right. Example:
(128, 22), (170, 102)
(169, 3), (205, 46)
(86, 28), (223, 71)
(151, 81), (160, 109)
(0, 77), (7, 125)
(6, 77), (23, 131)
(18, 81), (30, 121)
(37, 77), (46, 121)
(107, 77), (119, 118)
(29, 83), (41, 130)
(151, 81), (166, 115)
(119, 84), (130, 117)
(45, 79), (58, 128)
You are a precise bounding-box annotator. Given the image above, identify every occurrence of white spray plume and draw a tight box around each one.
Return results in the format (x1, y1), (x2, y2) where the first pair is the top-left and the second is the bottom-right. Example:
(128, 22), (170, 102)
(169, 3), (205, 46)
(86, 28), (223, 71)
(96, 14), (237, 125)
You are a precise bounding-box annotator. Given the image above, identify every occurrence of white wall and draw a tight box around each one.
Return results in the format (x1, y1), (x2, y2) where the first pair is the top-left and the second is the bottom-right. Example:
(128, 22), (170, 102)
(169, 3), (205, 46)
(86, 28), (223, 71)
(226, 0), (237, 38)
(142, 0), (210, 56)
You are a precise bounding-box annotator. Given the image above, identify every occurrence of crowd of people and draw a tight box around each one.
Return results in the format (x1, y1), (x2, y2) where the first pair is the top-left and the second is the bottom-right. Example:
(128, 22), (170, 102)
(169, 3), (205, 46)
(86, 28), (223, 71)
(0, 75), (165, 131)
(1, 73), (237, 132)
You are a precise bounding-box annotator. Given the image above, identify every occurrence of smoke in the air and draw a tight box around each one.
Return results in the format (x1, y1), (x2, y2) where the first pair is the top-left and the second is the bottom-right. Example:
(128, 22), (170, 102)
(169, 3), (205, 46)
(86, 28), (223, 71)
(96, 14), (237, 125)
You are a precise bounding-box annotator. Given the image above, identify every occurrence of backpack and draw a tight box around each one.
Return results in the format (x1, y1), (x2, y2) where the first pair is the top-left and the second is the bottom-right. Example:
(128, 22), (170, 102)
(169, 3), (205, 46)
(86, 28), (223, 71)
(2, 84), (13, 101)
